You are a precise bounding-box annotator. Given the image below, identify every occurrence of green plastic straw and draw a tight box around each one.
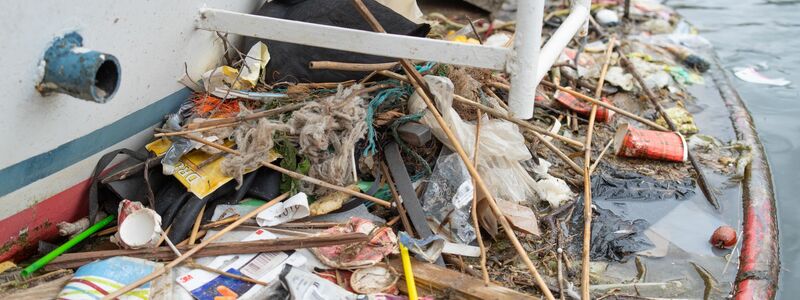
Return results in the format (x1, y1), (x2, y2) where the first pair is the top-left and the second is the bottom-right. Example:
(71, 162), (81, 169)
(21, 215), (115, 277)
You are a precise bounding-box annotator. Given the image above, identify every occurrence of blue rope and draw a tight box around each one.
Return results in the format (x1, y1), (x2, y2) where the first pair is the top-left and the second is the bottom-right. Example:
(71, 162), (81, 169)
(362, 85), (412, 156)
(416, 61), (435, 73)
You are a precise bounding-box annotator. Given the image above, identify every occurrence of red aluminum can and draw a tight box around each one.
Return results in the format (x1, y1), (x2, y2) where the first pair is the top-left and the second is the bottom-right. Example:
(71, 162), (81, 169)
(613, 123), (687, 162)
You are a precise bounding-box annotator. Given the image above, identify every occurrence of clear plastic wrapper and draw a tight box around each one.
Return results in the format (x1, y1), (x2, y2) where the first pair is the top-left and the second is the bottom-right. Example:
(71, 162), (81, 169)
(419, 151), (476, 244)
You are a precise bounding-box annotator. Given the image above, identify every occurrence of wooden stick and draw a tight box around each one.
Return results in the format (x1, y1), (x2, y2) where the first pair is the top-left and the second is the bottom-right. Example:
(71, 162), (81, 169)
(386, 216), (401, 227)
(179, 133), (392, 208)
(293, 80), (357, 89)
(48, 233), (367, 271)
(454, 94), (584, 174)
(310, 60), (398, 72)
(470, 108), (490, 285)
(275, 221), (342, 229)
(178, 230), (207, 247)
(95, 226), (118, 237)
(189, 205), (206, 245)
(381, 162), (414, 236)
(154, 123), (234, 138)
(487, 81), (511, 91)
(185, 135), (242, 156)
(377, 70), (409, 82)
(382, 69), (533, 125)
(263, 162), (392, 207)
(186, 102), (306, 130)
(186, 261), (269, 285)
(102, 193), (290, 299)
(539, 80), (670, 131)
(156, 227), (170, 248)
(589, 139), (614, 175)
(350, 2), (555, 299)
(201, 215), (240, 229)
(618, 50), (720, 210)
(451, 94), (584, 148)
(580, 36), (616, 300)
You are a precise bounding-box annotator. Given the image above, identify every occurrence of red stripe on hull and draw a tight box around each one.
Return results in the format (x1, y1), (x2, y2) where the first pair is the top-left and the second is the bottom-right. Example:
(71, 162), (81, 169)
(0, 179), (90, 262)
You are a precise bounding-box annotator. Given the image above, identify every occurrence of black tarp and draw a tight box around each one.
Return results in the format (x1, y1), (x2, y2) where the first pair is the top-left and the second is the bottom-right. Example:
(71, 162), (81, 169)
(244, 0), (430, 83)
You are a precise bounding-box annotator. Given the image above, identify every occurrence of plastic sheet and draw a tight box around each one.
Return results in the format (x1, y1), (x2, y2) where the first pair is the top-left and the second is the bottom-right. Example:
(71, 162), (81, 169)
(570, 200), (654, 262)
(590, 168), (695, 202)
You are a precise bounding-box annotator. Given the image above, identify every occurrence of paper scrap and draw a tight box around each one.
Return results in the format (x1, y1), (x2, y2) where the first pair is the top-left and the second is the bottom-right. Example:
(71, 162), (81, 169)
(496, 199), (541, 236)
(256, 192), (310, 226)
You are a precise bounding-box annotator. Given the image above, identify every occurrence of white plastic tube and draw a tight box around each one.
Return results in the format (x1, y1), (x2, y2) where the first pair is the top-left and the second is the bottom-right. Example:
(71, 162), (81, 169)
(534, 0), (591, 85)
(507, 0), (545, 119)
(508, 0), (590, 120)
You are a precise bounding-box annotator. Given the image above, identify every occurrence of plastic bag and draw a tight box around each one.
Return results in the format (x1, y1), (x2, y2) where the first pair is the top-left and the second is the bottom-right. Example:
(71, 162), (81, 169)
(408, 76), (540, 203)
(419, 151), (476, 244)
(570, 200), (654, 262)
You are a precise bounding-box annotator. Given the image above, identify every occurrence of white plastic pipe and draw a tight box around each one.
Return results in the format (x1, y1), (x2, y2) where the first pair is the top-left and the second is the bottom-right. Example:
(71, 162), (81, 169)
(507, 0), (545, 120)
(508, 0), (590, 119)
(534, 0), (591, 85)
(196, 8), (511, 70)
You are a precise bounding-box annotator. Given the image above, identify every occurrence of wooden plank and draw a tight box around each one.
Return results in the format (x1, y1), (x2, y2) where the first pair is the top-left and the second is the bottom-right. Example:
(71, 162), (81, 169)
(388, 257), (539, 300)
(196, 8), (511, 70)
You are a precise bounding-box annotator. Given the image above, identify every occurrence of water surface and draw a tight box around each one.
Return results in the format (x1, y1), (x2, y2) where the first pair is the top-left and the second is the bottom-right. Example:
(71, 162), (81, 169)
(670, 0), (800, 297)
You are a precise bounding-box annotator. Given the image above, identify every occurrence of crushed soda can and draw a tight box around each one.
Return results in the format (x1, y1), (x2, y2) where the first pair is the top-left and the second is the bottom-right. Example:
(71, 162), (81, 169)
(614, 123), (687, 162)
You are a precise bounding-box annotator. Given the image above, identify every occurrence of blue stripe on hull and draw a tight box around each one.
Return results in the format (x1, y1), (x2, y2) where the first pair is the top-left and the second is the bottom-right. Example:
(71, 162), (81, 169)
(0, 88), (191, 197)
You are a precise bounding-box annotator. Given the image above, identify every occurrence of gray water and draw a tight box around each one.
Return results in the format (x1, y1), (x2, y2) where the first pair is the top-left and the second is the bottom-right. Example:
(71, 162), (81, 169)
(670, 0), (800, 298)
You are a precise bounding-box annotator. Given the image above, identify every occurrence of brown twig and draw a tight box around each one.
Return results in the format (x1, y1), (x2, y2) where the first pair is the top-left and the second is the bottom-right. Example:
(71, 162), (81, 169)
(154, 123), (235, 138)
(178, 134), (392, 208)
(201, 215), (240, 229)
(380, 162), (414, 236)
(350, 1), (555, 299)
(589, 139), (613, 174)
(540, 80), (669, 131)
(470, 106), (490, 285)
(48, 233), (367, 271)
(189, 205), (206, 245)
(186, 261), (269, 285)
(377, 70), (409, 82)
(386, 216), (401, 227)
(263, 162), (392, 207)
(451, 94), (584, 149)
(309, 61), (398, 72)
(186, 102), (306, 130)
(581, 36), (616, 300)
(453, 95), (584, 174)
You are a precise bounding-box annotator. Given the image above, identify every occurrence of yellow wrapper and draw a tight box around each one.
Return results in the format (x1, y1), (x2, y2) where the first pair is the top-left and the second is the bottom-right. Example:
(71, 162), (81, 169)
(146, 138), (280, 198)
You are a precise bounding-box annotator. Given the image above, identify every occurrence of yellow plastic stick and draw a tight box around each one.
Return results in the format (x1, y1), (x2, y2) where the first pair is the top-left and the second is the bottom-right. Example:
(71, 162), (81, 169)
(399, 243), (418, 300)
